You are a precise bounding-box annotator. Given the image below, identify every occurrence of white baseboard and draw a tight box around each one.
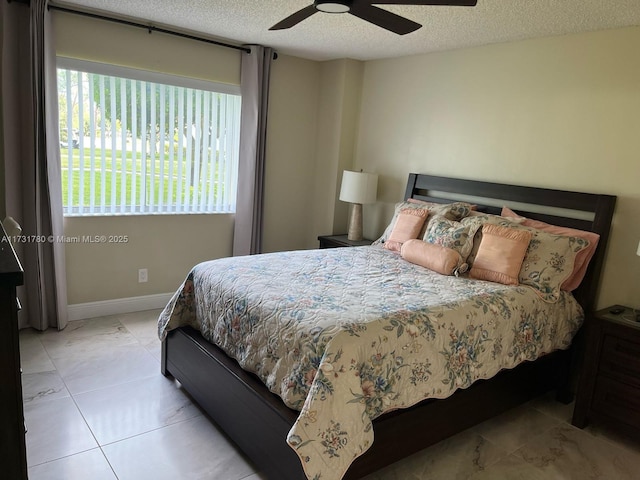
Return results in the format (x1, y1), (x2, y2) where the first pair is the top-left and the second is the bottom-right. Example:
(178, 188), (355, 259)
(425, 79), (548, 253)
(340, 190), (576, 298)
(68, 292), (174, 321)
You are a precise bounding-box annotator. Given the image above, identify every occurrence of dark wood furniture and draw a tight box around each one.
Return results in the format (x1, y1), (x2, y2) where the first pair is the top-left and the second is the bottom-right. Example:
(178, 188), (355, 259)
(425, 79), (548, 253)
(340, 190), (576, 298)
(318, 234), (373, 249)
(572, 305), (640, 436)
(0, 223), (27, 479)
(162, 173), (616, 480)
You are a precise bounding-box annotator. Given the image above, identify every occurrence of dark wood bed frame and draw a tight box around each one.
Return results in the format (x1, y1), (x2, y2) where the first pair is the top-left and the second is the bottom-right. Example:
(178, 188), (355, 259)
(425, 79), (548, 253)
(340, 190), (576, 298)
(161, 174), (616, 479)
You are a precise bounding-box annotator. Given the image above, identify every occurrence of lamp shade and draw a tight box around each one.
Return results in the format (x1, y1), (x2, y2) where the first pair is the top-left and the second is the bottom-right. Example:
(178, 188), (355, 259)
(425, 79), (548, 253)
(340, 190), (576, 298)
(637, 240), (640, 257)
(339, 170), (378, 205)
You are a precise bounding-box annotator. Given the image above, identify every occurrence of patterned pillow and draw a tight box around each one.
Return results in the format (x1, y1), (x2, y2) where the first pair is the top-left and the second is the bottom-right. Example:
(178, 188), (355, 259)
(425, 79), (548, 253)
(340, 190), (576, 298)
(424, 218), (476, 262)
(518, 228), (590, 302)
(373, 200), (473, 246)
(501, 207), (599, 291)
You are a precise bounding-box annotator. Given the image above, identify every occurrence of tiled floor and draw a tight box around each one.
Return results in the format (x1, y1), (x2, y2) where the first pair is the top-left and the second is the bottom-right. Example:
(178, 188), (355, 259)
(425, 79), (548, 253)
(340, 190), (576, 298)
(21, 310), (640, 479)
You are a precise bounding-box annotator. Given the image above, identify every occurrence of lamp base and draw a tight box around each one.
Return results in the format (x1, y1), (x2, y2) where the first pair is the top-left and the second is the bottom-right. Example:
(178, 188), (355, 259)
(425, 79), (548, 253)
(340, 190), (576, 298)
(347, 203), (363, 241)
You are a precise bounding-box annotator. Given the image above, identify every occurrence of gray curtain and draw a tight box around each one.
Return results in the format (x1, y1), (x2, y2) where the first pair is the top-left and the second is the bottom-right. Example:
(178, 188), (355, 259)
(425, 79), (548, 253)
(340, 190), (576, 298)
(233, 45), (274, 256)
(1, 0), (68, 330)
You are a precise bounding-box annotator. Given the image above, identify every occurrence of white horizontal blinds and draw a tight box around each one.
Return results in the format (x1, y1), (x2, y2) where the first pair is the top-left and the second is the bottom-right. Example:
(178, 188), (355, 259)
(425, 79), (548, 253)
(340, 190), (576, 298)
(57, 60), (240, 216)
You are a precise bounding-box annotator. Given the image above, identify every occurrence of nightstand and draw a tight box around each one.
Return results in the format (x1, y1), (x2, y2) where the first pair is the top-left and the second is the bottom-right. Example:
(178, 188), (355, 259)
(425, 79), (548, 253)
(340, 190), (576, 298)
(572, 305), (640, 437)
(318, 234), (373, 249)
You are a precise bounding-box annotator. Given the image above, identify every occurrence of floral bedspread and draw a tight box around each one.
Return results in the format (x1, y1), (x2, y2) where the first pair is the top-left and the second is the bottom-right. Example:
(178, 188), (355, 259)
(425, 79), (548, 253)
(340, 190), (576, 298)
(158, 246), (583, 480)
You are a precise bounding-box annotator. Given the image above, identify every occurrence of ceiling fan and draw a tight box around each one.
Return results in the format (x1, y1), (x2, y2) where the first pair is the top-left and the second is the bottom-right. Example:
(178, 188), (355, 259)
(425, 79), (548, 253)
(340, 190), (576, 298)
(269, 0), (478, 35)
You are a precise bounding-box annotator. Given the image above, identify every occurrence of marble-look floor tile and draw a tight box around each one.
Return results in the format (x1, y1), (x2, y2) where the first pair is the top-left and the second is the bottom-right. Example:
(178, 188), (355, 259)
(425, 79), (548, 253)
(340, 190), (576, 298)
(584, 422), (640, 457)
(526, 391), (575, 423)
(144, 337), (163, 362)
(51, 343), (159, 395)
(241, 473), (269, 480)
(103, 416), (257, 480)
(40, 316), (139, 361)
(28, 448), (117, 480)
(118, 309), (162, 342)
(24, 396), (98, 466)
(20, 330), (56, 374)
(119, 309), (164, 362)
(22, 370), (70, 405)
(514, 424), (640, 479)
(467, 454), (549, 480)
(362, 430), (507, 480)
(74, 375), (202, 445)
(473, 404), (560, 453)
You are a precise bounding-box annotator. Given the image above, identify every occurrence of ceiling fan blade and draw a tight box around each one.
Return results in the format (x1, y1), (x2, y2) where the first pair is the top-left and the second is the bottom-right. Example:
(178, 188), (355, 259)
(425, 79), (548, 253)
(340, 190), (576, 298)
(372, 1), (477, 5)
(350, 4), (421, 35)
(269, 5), (317, 30)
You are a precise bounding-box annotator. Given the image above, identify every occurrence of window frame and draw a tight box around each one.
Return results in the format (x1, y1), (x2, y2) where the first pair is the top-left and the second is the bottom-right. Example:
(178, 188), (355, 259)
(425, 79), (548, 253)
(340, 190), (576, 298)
(56, 57), (242, 217)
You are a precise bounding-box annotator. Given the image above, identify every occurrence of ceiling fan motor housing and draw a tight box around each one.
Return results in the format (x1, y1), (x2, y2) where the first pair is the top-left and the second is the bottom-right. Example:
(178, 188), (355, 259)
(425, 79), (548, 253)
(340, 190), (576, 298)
(314, 1), (352, 13)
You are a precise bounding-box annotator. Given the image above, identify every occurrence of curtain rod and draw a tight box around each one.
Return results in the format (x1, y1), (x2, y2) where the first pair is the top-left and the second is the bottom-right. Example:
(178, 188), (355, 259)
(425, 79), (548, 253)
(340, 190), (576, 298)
(46, 3), (252, 55)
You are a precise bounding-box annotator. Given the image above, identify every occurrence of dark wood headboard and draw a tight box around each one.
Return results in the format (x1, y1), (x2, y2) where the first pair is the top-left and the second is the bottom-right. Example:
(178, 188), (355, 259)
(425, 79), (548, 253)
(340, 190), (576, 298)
(403, 173), (616, 312)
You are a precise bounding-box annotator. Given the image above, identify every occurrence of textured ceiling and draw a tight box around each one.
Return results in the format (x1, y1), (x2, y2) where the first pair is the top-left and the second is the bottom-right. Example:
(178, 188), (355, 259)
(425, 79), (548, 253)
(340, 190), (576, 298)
(56, 0), (640, 61)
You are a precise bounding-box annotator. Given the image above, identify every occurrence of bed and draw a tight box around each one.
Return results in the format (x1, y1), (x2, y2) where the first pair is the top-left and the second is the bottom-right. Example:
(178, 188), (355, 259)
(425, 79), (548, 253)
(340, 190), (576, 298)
(159, 173), (616, 480)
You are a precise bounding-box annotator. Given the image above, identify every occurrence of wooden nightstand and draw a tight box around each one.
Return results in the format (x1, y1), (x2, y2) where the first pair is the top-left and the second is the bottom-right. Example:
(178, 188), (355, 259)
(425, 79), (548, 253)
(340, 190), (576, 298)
(318, 234), (373, 249)
(572, 305), (640, 437)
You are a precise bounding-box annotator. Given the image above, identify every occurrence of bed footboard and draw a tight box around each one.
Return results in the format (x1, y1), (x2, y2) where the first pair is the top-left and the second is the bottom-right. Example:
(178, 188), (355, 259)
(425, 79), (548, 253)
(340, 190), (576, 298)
(162, 327), (305, 480)
(162, 326), (571, 480)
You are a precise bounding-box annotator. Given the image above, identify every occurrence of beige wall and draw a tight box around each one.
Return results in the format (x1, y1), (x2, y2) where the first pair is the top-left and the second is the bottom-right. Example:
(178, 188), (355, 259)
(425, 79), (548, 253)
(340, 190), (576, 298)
(262, 54), (321, 252)
(54, 12), (240, 84)
(310, 59), (365, 245)
(64, 214), (233, 304)
(354, 27), (640, 310)
(263, 57), (365, 252)
(54, 13), (322, 304)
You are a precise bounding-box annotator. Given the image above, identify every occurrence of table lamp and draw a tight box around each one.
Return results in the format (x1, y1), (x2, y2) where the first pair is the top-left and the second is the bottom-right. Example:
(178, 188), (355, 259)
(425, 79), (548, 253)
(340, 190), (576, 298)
(339, 170), (378, 241)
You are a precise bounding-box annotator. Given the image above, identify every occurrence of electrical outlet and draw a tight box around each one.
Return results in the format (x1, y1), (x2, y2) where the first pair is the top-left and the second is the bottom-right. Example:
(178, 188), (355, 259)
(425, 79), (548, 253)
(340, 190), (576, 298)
(138, 268), (148, 283)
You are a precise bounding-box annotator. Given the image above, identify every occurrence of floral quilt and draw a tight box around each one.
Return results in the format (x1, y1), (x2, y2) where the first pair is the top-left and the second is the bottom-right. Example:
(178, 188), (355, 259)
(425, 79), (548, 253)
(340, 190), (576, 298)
(158, 246), (583, 480)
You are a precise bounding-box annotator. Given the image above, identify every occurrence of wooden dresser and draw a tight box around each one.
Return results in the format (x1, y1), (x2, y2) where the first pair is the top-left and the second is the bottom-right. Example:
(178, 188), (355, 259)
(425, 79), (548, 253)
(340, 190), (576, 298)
(0, 223), (27, 479)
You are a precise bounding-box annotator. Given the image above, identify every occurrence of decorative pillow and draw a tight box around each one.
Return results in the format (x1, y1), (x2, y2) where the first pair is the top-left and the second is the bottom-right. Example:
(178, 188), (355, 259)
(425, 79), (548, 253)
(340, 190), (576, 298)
(401, 239), (468, 276)
(461, 213), (525, 267)
(431, 201), (475, 222)
(373, 200), (474, 246)
(424, 218), (476, 262)
(469, 224), (532, 285)
(372, 200), (430, 246)
(501, 207), (599, 291)
(384, 208), (429, 252)
(518, 227), (590, 302)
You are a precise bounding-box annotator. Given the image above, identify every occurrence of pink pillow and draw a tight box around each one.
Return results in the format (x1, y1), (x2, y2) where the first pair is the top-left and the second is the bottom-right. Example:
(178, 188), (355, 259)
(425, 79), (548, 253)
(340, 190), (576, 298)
(384, 208), (429, 252)
(501, 207), (599, 291)
(401, 239), (467, 276)
(469, 224), (532, 285)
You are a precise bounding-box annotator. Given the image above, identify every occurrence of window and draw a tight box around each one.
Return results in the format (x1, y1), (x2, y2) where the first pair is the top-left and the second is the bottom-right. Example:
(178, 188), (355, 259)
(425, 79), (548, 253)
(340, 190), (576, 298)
(57, 59), (241, 215)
